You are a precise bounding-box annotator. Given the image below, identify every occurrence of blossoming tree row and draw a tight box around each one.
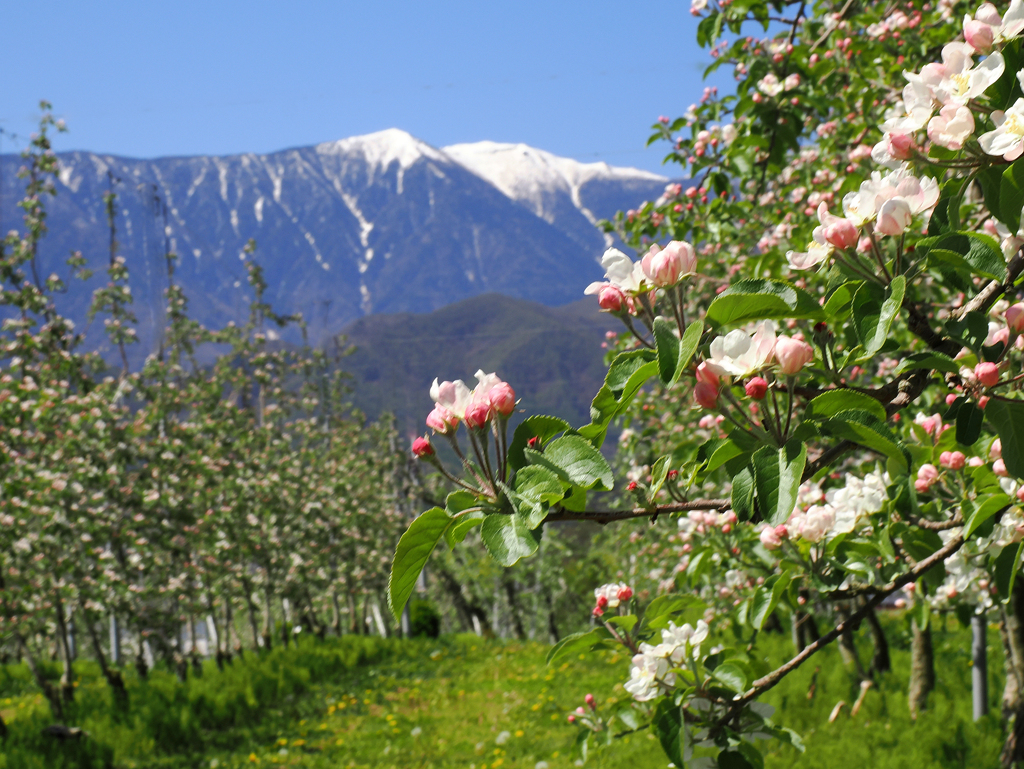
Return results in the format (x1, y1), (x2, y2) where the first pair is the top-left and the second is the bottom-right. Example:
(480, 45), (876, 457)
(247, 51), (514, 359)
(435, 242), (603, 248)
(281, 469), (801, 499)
(0, 108), (408, 726)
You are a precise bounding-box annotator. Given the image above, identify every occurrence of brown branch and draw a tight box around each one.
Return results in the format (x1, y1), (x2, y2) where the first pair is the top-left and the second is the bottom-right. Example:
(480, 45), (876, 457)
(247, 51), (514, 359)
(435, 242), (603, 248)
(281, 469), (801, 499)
(952, 249), (1024, 321)
(710, 528), (965, 733)
(543, 499), (730, 525)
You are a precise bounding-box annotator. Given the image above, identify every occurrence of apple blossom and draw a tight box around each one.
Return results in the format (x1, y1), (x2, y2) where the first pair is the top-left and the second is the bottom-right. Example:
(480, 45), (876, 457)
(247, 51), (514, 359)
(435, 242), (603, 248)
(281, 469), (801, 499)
(745, 376), (768, 400)
(488, 382), (516, 416)
(694, 381), (719, 410)
(992, 438), (1003, 459)
(963, 0), (1024, 51)
(995, 458), (1010, 476)
(464, 400), (491, 429)
(876, 197), (913, 237)
(760, 525), (782, 549)
(705, 320), (777, 379)
(426, 404), (458, 433)
(430, 378), (472, 419)
(976, 361), (1000, 387)
(981, 98), (1024, 160)
(940, 450), (967, 470)
(927, 104), (975, 150)
(880, 82), (934, 134)
(595, 285), (626, 312)
(412, 436), (435, 458)
(775, 336), (814, 375)
(932, 43), (1004, 106)
(1008, 302), (1024, 332)
(916, 464), (940, 493)
(641, 240), (696, 287)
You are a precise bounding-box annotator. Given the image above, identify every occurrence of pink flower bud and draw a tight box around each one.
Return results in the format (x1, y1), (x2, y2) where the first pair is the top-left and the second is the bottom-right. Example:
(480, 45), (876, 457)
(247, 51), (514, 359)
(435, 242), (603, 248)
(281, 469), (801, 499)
(721, 510), (738, 525)
(576, 706), (586, 715)
(992, 438), (1003, 459)
(627, 481), (638, 491)
(945, 393), (958, 406)
(426, 404), (458, 433)
(775, 336), (814, 375)
(775, 524), (789, 539)
(596, 594), (608, 609)
(1007, 303), (1024, 333)
(641, 241), (697, 288)
(412, 436), (435, 458)
(488, 382), (516, 416)
(916, 463), (939, 493)
(585, 693), (596, 710)
(978, 395), (990, 409)
(696, 361), (720, 388)
(745, 376), (768, 400)
(989, 327), (1010, 348)
(875, 197), (913, 236)
(464, 399), (491, 429)
(964, 18), (995, 52)
(994, 458), (1009, 477)
(940, 451), (966, 470)
(969, 456), (985, 467)
(617, 586), (633, 602)
(597, 285), (625, 312)
(760, 526), (782, 550)
(694, 381), (719, 409)
(568, 714), (577, 722)
(857, 237), (873, 253)
(975, 361), (1000, 388)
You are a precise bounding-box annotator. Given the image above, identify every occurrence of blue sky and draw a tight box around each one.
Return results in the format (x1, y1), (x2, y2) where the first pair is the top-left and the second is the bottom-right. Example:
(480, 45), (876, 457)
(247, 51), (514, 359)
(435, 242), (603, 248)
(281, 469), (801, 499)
(2, 1), (732, 175)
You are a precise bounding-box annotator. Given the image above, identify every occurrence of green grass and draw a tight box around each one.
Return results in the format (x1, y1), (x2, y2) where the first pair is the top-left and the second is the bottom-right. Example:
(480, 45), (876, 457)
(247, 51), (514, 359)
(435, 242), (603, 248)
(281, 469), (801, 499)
(0, 617), (1010, 768)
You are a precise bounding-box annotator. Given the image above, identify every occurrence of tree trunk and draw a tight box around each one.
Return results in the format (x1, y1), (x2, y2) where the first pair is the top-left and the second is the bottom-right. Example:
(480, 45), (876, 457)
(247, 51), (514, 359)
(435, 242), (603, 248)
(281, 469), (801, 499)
(908, 616), (935, 719)
(501, 573), (527, 641)
(241, 581), (262, 652)
(53, 596), (75, 704)
(261, 584), (274, 650)
(864, 606), (891, 674)
(19, 635), (64, 721)
(332, 589), (343, 636)
(1001, 581), (1024, 766)
(434, 563), (488, 633)
(81, 607), (128, 707)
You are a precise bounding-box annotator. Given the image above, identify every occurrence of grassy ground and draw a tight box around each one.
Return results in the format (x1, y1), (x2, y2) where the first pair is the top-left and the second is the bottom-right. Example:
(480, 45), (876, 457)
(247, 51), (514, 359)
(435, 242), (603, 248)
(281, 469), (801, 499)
(0, 616), (1010, 768)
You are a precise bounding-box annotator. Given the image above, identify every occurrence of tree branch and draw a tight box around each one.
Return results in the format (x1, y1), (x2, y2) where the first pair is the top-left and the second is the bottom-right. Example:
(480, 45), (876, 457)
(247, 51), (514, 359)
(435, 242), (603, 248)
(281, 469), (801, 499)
(543, 499), (730, 525)
(710, 528), (965, 732)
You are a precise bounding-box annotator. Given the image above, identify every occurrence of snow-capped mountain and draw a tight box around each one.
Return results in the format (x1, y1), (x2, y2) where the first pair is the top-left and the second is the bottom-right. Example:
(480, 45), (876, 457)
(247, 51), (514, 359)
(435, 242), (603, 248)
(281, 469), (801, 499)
(0, 129), (673, 359)
(444, 141), (667, 251)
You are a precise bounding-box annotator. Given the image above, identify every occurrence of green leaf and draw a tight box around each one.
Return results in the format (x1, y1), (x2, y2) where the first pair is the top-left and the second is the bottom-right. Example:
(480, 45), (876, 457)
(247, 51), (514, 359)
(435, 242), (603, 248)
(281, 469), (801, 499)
(444, 510), (486, 547)
(964, 493), (1011, 540)
(388, 508), (451, 619)
(579, 353), (659, 447)
(996, 540), (1024, 604)
(806, 390), (887, 423)
(606, 349), (658, 394)
(654, 317), (682, 385)
(752, 441), (807, 526)
(507, 416), (571, 472)
(651, 698), (685, 767)
(823, 281), (859, 321)
(701, 439), (746, 475)
(852, 277), (905, 358)
(986, 399), (1024, 479)
(956, 401), (985, 446)
(706, 278), (824, 327)
(719, 748), (758, 769)
(546, 629), (606, 666)
(712, 663), (748, 692)
(892, 351), (960, 376)
(481, 513), (542, 566)
(512, 466), (566, 529)
(526, 435), (614, 491)
(750, 571), (792, 630)
(648, 456), (672, 501)
(675, 319), (704, 385)
(822, 410), (909, 469)
(732, 465), (756, 520)
(1001, 156), (1024, 230)
(926, 233), (1006, 281)
(445, 490), (478, 515)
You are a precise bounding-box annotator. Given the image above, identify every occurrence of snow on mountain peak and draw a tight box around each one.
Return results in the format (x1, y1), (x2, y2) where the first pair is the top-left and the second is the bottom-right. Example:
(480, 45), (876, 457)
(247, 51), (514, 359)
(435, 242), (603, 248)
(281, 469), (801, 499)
(442, 140), (666, 219)
(317, 128), (448, 172)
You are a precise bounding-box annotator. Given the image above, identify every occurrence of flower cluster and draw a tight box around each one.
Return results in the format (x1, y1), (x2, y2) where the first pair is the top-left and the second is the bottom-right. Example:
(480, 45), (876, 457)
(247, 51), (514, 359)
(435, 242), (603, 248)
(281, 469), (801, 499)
(414, 370), (516, 458)
(584, 240), (697, 312)
(592, 582), (633, 617)
(623, 619), (710, 702)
